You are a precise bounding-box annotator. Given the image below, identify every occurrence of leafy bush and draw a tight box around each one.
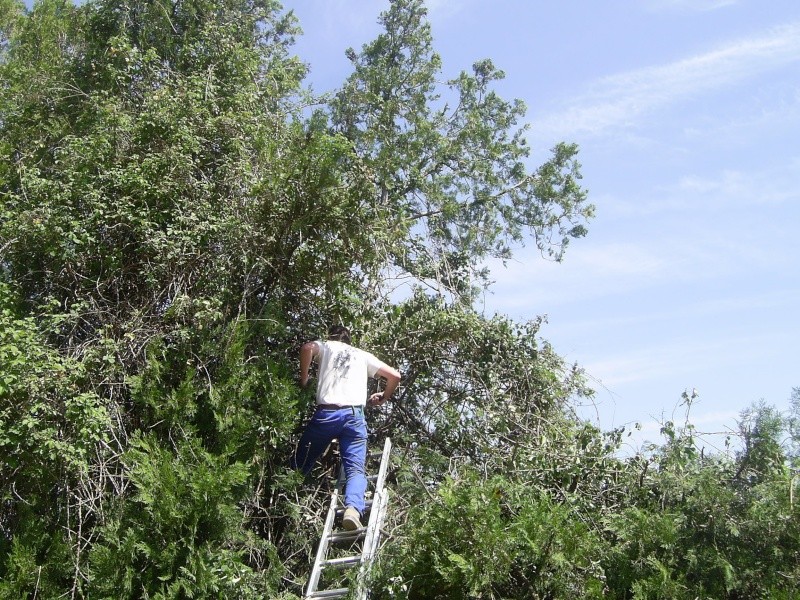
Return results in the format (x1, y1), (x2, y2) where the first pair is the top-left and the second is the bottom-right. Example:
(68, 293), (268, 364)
(375, 471), (605, 599)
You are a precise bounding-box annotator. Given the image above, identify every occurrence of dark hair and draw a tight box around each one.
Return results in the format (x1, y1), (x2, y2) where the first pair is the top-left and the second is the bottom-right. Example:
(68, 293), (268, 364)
(328, 325), (351, 344)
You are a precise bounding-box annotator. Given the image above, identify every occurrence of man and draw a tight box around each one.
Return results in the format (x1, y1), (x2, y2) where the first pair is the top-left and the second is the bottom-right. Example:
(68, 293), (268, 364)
(292, 325), (400, 531)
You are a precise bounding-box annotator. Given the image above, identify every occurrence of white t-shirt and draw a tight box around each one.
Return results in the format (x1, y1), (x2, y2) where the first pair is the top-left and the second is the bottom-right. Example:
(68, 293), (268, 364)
(314, 340), (388, 407)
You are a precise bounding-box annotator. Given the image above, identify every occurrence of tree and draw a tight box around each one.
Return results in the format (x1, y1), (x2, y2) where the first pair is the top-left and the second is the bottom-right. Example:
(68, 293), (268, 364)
(786, 387), (800, 467)
(0, 281), (109, 598)
(735, 400), (787, 483)
(329, 0), (592, 300)
(0, 0), (324, 596)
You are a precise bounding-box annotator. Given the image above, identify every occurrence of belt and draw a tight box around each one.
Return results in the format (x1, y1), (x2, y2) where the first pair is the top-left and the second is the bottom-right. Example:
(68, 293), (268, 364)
(316, 404), (364, 414)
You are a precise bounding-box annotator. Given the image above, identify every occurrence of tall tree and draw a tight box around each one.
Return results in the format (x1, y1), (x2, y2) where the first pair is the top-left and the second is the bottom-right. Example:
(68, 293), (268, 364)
(0, 0), (333, 596)
(330, 0), (593, 299)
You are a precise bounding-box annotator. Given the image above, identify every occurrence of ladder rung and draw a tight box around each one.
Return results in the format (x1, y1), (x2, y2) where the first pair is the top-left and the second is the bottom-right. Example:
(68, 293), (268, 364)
(322, 555), (362, 569)
(307, 587), (349, 599)
(328, 527), (366, 542)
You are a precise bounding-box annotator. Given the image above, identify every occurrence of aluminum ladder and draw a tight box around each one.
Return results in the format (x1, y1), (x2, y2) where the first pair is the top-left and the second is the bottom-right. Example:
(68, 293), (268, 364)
(304, 437), (392, 600)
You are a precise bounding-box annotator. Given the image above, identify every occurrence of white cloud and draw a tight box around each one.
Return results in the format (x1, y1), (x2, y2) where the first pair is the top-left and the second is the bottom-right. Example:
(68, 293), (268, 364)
(689, 409), (744, 428)
(581, 337), (739, 389)
(574, 327), (794, 435)
(294, 0), (380, 44)
(584, 352), (684, 388)
(602, 160), (800, 219)
(485, 234), (729, 310)
(645, 0), (738, 13)
(296, 0), (474, 40)
(560, 288), (800, 336)
(672, 169), (796, 207)
(533, 22), (800, 139)
(425, 0), (473, 19)
(681, 81), (800, 142)
(580, 326), (796, 397)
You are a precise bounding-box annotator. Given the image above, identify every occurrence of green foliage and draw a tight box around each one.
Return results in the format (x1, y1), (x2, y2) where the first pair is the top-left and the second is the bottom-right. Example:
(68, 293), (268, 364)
(0, 281), (109, 596)
(601, 408), (800, 600)
(0, 504), (74, 600)
(330, 0), (593, 298)
(0, 0), (24, 57)
(375, 472), (604, 599)
(88, 433), (282, 599)
(1, 0), (317, 595)
(736, 400), (788, 482)
(364, 290), (590, 468)
(368, 398), (800, 600)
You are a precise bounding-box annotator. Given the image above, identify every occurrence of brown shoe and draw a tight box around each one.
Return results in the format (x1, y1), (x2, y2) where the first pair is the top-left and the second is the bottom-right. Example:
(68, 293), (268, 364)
(342, 506), (362, 531)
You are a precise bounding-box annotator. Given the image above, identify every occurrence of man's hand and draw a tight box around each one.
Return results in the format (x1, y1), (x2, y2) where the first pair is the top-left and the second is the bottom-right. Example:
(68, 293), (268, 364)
(368, 392), (388, 407)
(372, 366), (400, 406)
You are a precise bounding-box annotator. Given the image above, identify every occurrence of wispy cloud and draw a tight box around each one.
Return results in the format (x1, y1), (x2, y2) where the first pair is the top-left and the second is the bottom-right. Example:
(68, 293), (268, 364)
(671, 168), (798, 206)
(485, 212), (799, 317)
(546, 288), (800, 342)
(534, 22), (800, 139)
(425, 0), (473, 19)
(485, 233), (732, 310)
(586, 350), (706, 392)
(295, 0), (380, 44)
(605, 160), (800, 218)
(644, 0), (739, 13)
(299, 0), (473, 41)
(584, 326), (795, 391)
(484, 244), (659, 310)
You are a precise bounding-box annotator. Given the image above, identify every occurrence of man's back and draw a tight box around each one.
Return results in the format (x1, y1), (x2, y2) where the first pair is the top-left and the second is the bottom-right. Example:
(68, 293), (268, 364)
(315, 340), (385, 407)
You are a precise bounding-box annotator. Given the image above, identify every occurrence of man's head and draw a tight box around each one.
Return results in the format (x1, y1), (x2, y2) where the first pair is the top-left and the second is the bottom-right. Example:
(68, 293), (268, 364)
(328, 325), (351, 344)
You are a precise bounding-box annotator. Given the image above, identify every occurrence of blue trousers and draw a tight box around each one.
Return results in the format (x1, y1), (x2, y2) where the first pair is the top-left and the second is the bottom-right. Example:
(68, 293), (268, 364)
(292, 406), (368, 516)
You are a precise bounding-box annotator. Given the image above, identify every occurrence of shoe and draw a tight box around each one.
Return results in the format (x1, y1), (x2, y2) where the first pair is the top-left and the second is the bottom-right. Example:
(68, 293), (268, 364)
(342, 506), (362, 531)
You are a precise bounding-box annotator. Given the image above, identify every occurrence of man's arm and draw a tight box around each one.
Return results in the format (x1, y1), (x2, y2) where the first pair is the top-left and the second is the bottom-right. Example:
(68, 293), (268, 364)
(368, 365), (401, 406)
(299, 341), (319, 388)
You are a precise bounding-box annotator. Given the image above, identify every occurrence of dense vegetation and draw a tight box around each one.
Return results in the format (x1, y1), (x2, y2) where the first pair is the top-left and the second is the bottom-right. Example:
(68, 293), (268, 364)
(1, 0), (797, 597)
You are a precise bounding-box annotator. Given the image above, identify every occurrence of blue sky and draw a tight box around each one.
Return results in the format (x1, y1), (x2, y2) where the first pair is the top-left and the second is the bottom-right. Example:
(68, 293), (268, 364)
(286, 0), (800, 453)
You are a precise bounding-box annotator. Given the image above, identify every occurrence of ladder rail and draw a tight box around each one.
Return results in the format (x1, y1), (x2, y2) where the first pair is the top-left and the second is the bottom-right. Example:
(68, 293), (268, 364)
(360, 438), (392, 564)
(353, 438), (392, 600)
(374, 438), (392, 501)
(305, 486), (342, 597)
(353, 487), (389, 600)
